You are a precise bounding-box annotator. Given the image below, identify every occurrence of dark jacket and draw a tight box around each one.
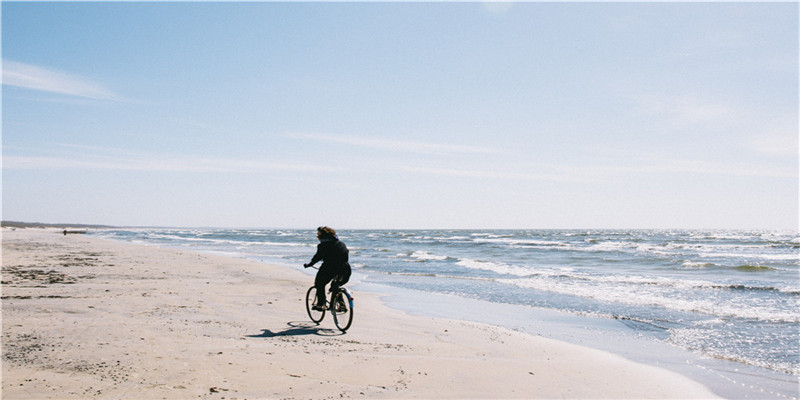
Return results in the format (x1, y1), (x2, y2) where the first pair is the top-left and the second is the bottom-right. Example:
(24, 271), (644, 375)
(308, 238), (349, 273)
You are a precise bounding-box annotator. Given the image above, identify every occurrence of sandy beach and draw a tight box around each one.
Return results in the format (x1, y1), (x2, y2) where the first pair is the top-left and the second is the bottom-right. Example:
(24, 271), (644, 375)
(1, 229), (719, 399)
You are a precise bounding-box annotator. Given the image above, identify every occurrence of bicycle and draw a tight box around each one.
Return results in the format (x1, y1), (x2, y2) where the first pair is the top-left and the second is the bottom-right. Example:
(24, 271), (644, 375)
(304, 267), (354, 332)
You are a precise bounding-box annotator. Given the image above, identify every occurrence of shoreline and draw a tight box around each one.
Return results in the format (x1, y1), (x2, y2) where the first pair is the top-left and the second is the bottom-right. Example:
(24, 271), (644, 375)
(2, 228), (720, 398)
(135, 228), (798, 398)
(365, 282), (800, 400)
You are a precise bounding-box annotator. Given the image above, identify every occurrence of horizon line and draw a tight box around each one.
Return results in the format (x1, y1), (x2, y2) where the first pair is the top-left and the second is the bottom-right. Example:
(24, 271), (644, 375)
(3, 221), (796, 232)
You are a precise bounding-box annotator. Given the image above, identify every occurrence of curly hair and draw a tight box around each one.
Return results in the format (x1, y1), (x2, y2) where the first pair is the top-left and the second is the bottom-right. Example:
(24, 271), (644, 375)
(317, 226), (337, 239)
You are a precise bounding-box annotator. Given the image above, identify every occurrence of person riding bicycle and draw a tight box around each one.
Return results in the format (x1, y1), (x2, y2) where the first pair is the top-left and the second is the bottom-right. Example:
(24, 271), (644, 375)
(304, 226), (351, 311)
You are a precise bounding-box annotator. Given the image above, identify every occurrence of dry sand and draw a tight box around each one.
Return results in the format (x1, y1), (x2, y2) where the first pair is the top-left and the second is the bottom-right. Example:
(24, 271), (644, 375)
(1, 229), (719, 399)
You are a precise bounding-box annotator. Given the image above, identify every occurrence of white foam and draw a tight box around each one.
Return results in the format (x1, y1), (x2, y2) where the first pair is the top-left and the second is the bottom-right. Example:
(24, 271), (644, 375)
(456, 258), (533, 277)
(409, 251), (448, 261)
(499, 277), (799, 323)
(472, 237), (569, 248)
(698, 252), (799, 262)
(681, 261), (717, 269)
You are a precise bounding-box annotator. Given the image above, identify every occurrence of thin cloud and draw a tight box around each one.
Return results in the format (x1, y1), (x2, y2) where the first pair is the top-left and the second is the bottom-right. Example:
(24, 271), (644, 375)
(632, 92), (739, 126)
(398, 156), (796, 184)
(400, 165), (578, 183)
(646, 158), (796, 179)
(585, 156), (797, 180)
(287, 132), (503, 155)
(4, 145), (334, 173)
(3, 60), (122, 101)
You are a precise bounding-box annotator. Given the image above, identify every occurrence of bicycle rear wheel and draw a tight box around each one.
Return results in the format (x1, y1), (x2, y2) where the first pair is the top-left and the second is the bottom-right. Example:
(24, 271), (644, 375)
(305, 286), (325, 324)
(331, 288), (353, 332)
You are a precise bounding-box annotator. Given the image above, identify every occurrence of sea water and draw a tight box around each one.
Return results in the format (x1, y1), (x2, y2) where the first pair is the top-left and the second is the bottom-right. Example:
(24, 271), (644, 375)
(92, 228), (799, 398)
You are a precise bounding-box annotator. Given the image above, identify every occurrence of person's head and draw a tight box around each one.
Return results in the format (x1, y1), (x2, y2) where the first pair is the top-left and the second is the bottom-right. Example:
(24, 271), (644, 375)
(317, 226), (337, 241)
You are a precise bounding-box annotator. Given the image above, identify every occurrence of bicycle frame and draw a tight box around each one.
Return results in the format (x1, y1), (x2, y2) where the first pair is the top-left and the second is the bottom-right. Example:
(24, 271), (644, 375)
(305, 265), (354, 331)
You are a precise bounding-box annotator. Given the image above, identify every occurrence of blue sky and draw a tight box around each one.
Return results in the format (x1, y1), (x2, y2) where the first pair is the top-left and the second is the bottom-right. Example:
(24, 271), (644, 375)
(2, 2), (797, 229)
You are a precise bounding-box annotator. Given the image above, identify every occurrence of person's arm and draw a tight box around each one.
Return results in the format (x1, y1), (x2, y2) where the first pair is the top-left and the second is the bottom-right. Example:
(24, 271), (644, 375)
(304, 243), (324, 268)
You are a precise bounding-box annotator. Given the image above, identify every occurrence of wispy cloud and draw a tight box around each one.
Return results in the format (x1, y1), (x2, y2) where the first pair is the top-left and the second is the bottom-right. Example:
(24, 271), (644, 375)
(3, 155), (334, 173)
(287, 132), (503, 155)
(399, 165), (579, 183)
(4, 144), (333, 173)
(398, 157), (796, 183)
(643, 158), (796, 179)
(2, 60), (122, 101)
(8, 143), (792, 181)
(631, 92), (739, 126)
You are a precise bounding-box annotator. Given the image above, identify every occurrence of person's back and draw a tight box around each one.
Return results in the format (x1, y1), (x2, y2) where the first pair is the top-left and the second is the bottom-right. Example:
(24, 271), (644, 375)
(315, 238), (349, 272)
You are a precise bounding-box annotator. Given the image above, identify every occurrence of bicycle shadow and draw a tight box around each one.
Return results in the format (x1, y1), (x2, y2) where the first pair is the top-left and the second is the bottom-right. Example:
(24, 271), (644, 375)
(245, 321), (342, 338)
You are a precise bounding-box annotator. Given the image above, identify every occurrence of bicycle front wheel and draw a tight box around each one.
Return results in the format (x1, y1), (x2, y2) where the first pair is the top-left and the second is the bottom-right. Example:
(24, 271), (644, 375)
(331, 288), (353, 332)
(305, 286), (325, 324)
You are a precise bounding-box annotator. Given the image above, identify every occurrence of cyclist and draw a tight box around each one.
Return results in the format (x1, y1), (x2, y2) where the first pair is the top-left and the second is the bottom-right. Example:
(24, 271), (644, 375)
(304, 226), (351, 311)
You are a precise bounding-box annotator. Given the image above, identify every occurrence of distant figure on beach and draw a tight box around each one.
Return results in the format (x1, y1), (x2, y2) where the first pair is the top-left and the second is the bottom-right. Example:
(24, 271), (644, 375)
(304, 226), (351, 311)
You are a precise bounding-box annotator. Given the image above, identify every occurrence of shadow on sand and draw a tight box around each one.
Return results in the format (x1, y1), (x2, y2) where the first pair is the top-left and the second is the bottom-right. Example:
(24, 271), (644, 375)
(245, 321), (342, 338)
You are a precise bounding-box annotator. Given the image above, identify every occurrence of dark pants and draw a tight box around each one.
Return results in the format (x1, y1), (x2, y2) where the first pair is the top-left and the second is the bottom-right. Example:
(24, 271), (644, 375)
(314, 266), (338, 306)
(314, 265), (350, 306)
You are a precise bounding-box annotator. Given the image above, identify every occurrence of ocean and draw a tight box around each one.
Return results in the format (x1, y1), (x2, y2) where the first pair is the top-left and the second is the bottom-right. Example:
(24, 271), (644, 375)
(92, 228), (799, 398)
